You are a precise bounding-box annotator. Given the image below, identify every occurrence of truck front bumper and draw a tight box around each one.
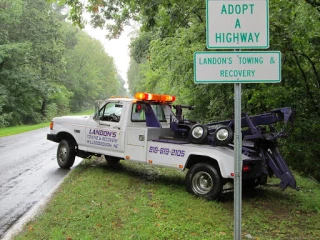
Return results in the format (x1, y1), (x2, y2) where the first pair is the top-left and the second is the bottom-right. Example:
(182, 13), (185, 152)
(47, 134), (59, 143)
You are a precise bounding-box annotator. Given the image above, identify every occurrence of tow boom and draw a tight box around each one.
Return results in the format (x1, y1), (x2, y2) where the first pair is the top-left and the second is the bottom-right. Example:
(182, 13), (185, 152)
(171, 107), (298, 190)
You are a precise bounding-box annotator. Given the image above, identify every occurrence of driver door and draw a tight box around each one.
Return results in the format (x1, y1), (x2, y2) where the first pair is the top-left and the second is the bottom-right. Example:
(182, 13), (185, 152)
(86, 101), (125, 155)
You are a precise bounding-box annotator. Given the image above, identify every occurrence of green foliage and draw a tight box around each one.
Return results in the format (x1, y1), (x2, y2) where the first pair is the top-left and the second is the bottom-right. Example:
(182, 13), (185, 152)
(0, 0), (66, 125)
(61, 26), (122, 112)
(0, 0), (24, 44)
(45, 84), (73, 119)
(53, 0), (206, 39)
(126, 0), (320, 180)
(127, 57), (146, 95)
(0, 0), (125, 126)
(306, 0), (320, 13)
(129, 31), (153, 63)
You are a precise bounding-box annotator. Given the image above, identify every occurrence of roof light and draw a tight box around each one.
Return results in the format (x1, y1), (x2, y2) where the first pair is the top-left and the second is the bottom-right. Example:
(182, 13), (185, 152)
(134, 92), (176, 102)
(136, 104), (142, 111)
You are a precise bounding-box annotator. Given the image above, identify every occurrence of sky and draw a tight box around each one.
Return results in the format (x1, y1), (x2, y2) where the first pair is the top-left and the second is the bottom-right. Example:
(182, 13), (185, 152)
(79, 0), (138, 91)
(84, 24), (137, 90)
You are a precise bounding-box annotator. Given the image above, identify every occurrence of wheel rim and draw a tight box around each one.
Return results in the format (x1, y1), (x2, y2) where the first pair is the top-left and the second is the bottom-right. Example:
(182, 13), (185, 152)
(58, 145), (67, 163)
(192, 171), (213, 194)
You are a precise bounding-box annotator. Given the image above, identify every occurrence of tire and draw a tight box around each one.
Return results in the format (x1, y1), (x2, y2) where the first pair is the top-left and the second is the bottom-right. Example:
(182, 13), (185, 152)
(57, 140), (76, 169)
(186, 163), (222, 200)
(105, 155), (121, 165)
(214, 126), (233, 146)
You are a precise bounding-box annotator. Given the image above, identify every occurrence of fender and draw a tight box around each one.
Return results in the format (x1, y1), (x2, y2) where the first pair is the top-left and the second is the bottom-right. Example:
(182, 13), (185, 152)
(184, 146), (235, 179)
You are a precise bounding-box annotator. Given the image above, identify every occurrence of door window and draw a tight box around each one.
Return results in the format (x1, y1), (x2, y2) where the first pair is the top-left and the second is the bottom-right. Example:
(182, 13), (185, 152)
(99, 102), (123, 122)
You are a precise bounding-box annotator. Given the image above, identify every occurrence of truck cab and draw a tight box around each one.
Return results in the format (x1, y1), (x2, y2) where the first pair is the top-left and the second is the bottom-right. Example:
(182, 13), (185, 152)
(47, 92), (297, 200)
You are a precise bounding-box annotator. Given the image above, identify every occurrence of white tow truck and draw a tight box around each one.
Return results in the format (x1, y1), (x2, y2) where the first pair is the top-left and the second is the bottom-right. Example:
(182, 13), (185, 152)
(47, 92), (297, 199)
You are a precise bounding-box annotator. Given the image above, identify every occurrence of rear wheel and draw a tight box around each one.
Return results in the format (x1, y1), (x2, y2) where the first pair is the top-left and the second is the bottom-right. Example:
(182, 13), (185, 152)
(186, 163), (222, 200)
(57, 140), (76, 169)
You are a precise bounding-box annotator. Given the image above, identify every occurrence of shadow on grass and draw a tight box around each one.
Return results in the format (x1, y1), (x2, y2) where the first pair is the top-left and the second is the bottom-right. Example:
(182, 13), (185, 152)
(80, 157), (301, 205)
(102, 161), (186, 187)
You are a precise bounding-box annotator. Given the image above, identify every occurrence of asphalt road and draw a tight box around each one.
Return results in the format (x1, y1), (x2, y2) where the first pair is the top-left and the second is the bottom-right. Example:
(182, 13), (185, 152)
(0, 127), (80, 238)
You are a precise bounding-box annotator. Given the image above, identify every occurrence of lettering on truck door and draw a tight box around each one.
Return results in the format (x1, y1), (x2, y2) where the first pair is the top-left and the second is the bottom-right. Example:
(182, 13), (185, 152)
(86, 101), (125, 154)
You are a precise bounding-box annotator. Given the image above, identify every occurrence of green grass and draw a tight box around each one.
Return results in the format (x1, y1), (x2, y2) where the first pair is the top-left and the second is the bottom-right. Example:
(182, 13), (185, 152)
(14, 158), (320, 240)
(0, 110), (94, 137)
(0, 122), (50, 137)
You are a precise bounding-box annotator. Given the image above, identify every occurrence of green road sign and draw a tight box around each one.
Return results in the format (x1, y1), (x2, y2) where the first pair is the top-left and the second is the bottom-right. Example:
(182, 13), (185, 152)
(206, 0), (269, 49)
(194, 51), (281, 83)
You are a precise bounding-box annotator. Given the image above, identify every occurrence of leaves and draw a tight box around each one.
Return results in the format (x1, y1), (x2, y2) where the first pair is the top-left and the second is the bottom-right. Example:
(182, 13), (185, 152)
(125, 0), (320, 180)
(0, 0), (125, 126)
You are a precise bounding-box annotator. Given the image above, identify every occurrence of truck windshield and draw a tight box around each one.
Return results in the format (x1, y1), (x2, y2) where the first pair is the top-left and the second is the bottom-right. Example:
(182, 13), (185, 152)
(131, 103), (166, 122)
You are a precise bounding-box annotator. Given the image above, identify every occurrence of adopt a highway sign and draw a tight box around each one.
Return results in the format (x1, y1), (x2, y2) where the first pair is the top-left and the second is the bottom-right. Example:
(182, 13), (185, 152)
(194, 51), (281, 83)
(206, 0), (269, 49)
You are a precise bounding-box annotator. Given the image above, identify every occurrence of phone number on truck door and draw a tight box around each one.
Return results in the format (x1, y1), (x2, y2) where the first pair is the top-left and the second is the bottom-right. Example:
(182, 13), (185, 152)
(149, 146), (185, 157)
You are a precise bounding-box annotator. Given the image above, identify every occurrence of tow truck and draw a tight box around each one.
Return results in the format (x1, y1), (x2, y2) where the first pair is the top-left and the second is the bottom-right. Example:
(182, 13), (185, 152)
(47, 92), (298, 199)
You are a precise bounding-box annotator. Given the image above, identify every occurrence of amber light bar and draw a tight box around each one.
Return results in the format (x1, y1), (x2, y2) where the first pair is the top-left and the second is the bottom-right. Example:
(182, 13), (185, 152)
(134, 92), (176, 102)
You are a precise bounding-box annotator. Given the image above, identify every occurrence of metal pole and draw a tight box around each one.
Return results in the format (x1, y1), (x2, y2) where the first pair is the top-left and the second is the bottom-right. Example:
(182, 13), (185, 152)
(234, 82), (242, 240)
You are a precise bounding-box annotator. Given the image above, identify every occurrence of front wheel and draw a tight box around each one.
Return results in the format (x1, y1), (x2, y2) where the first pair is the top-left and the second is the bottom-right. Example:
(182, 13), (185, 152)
(186, 163), (222, 200)
(57, 140), (76, 169)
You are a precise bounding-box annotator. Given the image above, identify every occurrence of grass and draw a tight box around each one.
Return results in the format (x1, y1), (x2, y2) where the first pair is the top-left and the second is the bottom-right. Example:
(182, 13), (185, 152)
(0, 110), (94, 137)
(0, 122), (50, 137)
(14, 157), (320, 240)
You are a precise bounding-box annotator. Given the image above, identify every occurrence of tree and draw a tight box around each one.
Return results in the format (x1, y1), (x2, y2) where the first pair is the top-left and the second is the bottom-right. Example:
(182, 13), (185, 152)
(61, 27), (122, 112)
(0, 0), (126, 126)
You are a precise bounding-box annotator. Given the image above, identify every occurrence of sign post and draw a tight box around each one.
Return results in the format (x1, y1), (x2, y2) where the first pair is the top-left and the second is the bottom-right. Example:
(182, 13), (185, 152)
(195, 1), (272, 239)
(234, 79), (242, 239)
